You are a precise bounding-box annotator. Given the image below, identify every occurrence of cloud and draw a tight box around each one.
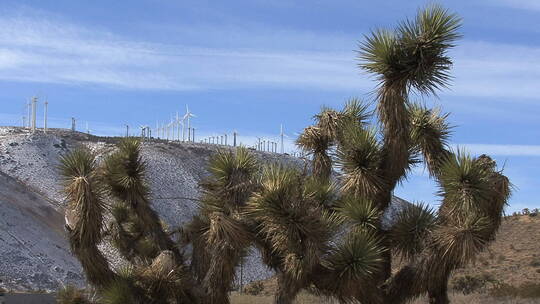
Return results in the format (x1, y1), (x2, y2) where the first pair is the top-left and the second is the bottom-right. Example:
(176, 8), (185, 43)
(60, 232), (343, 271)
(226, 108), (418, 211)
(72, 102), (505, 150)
(0, 11), (365, 91)
(454, 144), (540, 157)
(492, 0), (540, 11)
(1, 7), (540, 101)
(449, 41), (540, 100)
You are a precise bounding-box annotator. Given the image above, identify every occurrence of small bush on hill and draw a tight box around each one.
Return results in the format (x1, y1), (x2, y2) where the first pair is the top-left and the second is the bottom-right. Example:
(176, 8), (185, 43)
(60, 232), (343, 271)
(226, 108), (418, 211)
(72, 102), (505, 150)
(56, 285), (93, 304)
(451, 274), (498, 295)
(244, 281), (265, 296)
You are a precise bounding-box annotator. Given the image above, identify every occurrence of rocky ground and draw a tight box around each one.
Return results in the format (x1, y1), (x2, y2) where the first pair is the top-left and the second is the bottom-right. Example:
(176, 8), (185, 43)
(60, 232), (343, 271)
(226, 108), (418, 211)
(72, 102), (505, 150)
(0, 126), (407, 292)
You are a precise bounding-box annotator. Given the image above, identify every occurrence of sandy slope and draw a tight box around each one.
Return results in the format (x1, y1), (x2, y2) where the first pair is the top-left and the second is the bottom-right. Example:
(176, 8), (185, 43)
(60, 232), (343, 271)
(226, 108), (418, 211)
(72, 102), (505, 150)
(0, 126), (407, 292)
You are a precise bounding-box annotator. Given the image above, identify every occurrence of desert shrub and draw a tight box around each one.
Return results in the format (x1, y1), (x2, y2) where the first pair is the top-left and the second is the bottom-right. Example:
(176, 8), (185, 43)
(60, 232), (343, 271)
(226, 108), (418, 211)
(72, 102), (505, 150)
(490, 282), (540, 298)
(451, 274), (497, 295)
(244, 281), (264, 296)
(529, 258), (540, 267)
(56, 285), (93, 304)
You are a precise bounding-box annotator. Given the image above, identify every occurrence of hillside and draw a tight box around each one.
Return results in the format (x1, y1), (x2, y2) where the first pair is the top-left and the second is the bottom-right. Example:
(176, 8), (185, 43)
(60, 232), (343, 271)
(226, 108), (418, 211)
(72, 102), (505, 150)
(0, 127), (286, 291)
(0, 126), (409, 292)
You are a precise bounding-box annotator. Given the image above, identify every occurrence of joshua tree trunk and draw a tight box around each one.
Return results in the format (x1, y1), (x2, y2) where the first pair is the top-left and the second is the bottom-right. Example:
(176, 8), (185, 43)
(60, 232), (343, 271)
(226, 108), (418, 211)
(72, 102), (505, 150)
(428, 283), (450, 304)
(275, 272), (301, 304)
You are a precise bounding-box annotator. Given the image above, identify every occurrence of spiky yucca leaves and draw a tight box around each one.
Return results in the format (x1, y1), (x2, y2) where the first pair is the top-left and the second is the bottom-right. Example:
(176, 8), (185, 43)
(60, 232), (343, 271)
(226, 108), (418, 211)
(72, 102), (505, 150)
(358, 5), (461, 94)
(59, 148), (115, 287)
(409, 103), (452, 177)
(246, 164), (338, 304)
(108, 203), (160, 263)
(389, 203), (436, 261)
(335, 196), (381, 233)
(336, 124), (384, 199)
(358, 4), (462, 200)
(316, 232), (386, 303)
(186, 147), (257, 304)
(296, 125), (332, 180)
(102, 138), (177, 259)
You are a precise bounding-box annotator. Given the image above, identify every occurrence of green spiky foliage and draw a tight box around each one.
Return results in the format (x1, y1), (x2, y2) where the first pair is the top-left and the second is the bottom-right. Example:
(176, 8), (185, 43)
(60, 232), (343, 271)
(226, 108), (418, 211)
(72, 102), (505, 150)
(183, 147), (258, 304)
(296, 125), (333, 181)
(102, 138), (179, 260)
(409, 103), (452, 177)
(245, 164), (339, 304)
(59, 148), (116, 287)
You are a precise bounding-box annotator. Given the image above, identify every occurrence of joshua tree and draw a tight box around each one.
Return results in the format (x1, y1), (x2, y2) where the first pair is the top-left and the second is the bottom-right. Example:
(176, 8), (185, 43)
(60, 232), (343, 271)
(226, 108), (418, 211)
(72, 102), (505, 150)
(182, 147), (258, 304)
(60, 140), (199, 304)
(290, 5), (511, 304)
(60, 5), (510, 304)
(60, 149), (116, 288)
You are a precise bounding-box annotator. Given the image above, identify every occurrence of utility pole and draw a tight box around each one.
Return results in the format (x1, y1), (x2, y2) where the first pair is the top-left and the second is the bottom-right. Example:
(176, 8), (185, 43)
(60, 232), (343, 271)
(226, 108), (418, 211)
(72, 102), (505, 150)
(71, 117), (76, 132)
(43, 100), (48, 133)
(125, 124), (129, 137)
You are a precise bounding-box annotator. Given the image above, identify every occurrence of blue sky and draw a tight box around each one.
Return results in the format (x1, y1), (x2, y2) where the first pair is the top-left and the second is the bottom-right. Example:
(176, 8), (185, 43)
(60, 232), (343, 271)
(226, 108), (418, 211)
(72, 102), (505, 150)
(0, 0), (539, 212)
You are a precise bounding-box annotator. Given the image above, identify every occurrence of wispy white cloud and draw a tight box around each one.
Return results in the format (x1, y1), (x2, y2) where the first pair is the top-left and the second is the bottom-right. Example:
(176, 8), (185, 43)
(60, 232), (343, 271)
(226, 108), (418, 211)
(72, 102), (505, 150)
(1, 7), (540, 101)
(491, 0), (540, 11)
(0, 11), (364, 91)
(454, 143), (540, 157)
(450, 41), (540, 100)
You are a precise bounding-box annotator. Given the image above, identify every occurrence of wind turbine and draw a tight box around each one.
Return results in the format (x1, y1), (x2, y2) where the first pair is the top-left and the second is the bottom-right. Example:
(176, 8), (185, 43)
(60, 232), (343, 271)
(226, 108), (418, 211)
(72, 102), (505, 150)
(280, 124), (288, 153)
(170, 115), (176, 141)
(176, 112), (183, 141)
(183, 105), (196, 142)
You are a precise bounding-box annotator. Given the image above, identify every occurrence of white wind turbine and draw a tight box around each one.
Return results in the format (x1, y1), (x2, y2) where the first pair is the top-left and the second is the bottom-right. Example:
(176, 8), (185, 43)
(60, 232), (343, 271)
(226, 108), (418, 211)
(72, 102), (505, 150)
(175, 112), (183, 141)
(183, 105), (196, 142)
(280, 124), (290, 154)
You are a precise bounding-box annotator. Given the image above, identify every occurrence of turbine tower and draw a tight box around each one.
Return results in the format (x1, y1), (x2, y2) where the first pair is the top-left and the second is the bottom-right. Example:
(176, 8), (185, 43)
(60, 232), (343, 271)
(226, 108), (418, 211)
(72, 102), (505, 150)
(183, 105), (196, 142)
(31, 97), (37, 132)
(44, 100), (48, 133)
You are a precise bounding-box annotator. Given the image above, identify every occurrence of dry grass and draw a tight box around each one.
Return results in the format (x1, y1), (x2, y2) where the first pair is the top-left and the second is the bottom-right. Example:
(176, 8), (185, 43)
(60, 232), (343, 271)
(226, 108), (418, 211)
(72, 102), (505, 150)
(454, 215), (540, 286)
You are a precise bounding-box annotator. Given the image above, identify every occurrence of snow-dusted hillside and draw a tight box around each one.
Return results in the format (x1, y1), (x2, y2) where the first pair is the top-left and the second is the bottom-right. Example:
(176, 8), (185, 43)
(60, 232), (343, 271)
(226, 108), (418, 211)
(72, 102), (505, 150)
(0, 127), (302, 291)
(0, 126), (408, 292)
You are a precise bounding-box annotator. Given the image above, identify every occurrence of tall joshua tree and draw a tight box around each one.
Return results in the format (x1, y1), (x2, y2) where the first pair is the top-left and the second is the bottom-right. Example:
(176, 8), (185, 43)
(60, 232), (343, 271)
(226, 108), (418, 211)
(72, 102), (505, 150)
(60, 140), (199, 304)
(183, 147), (258, 304)
(294, 5), (511, 304)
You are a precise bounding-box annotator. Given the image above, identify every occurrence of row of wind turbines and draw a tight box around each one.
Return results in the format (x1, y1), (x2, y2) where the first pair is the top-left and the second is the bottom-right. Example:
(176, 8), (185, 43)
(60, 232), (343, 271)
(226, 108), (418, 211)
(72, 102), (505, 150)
(145, 105), (196, 142)
(147, 105), (290, 154)
(19, 98), (295, 155)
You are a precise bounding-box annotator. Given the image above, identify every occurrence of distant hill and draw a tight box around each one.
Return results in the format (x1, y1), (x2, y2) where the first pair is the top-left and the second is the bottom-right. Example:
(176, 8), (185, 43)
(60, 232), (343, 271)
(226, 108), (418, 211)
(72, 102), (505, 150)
(454, 214), (540, 286)
(0, 126), (410, 292)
